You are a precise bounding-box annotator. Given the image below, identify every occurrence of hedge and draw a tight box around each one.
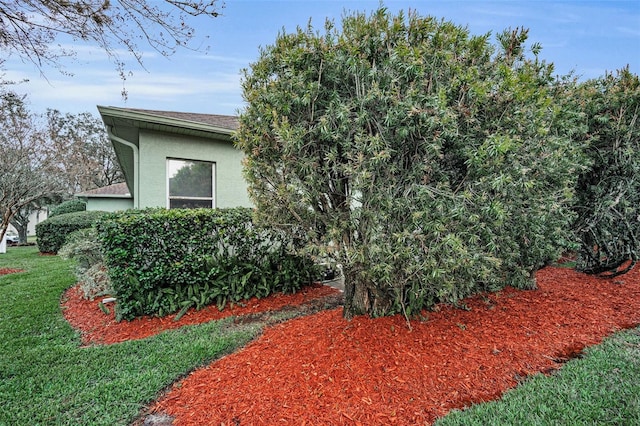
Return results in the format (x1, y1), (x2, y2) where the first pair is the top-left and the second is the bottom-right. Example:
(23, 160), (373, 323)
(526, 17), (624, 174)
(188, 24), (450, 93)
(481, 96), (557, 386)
(49, 199), (86, 218)
(36, 210), (108, 254)
(96, 208), (316, 321)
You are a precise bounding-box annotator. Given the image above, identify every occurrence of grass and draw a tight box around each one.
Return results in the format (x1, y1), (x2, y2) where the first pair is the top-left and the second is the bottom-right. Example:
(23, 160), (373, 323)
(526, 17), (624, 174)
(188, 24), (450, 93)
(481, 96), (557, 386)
(1, 246), (639, 425)
(435, 328), (640, 425)
(0, 246), (261, 425)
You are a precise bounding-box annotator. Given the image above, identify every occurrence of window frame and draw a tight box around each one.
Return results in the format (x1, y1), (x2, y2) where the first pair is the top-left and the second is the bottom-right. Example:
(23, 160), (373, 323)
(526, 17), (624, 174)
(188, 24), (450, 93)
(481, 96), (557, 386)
(166, 158), (216, 209)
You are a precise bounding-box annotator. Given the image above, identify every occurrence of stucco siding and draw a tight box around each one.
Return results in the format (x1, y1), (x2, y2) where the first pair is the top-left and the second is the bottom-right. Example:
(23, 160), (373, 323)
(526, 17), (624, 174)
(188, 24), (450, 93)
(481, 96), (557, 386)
(137, 129), (251, 209)
(85, 198), (134, 212)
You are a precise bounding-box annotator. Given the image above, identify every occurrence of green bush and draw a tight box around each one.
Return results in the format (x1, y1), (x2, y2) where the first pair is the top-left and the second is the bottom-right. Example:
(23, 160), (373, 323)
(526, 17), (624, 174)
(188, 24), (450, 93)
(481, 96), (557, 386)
(97, 208), (315, 321)
(572, 69), (640, 277)
(59, 228), (113, 300)
(36, 210), (108, 254)
(236, 8), (588, 317)
(49, 199), (86, 217)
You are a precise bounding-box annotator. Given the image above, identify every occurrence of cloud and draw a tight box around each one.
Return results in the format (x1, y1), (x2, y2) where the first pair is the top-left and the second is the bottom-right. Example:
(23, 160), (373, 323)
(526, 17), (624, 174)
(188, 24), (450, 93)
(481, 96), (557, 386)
(193, 53), (252, 64)
(617, 26), (640, 37)
(4, 65), (243, 115)
(2, 0), (636, 117)
(124, 71), (241, 98)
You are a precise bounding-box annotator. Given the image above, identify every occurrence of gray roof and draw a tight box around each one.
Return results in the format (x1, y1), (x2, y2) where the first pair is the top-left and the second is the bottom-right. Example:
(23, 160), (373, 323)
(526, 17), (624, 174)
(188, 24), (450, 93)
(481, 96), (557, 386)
(76, 182), (131, 198)
(123, 108), (239, 131)
(97, 106), (238, 137)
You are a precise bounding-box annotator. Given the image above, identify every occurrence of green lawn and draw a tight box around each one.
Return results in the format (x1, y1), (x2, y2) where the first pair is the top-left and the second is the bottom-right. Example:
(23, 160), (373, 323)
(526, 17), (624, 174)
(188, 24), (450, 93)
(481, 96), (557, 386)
(435, 328), (640, 425)
(0, 246), (260, 425)
(1, 246), (639, 425)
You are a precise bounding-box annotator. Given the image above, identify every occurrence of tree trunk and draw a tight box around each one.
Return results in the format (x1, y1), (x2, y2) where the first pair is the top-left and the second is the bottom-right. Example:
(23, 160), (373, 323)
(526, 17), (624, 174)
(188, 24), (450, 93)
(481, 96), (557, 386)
(10, 209), (30, 244)
(343, 280), (370, 320)
(18, 227), (28, 244)
(342, 265), (394, 319)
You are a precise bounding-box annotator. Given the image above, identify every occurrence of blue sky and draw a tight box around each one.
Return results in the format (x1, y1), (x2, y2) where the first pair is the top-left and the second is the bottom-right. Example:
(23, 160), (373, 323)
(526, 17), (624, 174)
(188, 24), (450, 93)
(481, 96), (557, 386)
(4, 0), (639, 116)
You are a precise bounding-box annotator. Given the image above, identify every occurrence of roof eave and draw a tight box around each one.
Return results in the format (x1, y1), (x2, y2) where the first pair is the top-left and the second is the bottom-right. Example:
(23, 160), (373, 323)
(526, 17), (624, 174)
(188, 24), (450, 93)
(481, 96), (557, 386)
(96, 105), (235, 138)
(75, 193), (132, 199)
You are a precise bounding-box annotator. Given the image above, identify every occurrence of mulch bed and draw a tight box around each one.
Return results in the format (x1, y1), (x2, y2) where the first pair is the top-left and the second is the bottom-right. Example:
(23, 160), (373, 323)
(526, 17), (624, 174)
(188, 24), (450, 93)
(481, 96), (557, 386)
(0, 268), (24, 275)
(61, 283), (341, 346)
(60, 266), (640, 425)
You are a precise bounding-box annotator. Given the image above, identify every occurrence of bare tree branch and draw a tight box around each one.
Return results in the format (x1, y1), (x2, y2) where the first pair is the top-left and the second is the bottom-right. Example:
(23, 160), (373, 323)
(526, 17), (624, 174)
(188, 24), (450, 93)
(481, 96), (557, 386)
(0, 0), (222, 77)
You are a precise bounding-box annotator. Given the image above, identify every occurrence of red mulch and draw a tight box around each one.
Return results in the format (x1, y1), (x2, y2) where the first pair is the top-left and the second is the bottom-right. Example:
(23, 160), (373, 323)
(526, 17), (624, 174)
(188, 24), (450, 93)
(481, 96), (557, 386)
(0, 268), (24, 275)
(154, 266), (640, 425)
(60, 266), (640, 425)
(61, 283), (340, 346)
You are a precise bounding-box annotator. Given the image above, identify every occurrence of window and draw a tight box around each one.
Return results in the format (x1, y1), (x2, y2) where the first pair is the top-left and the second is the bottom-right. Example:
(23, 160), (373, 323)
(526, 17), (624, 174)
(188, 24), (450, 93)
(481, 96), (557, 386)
(167, 159), (215, 208)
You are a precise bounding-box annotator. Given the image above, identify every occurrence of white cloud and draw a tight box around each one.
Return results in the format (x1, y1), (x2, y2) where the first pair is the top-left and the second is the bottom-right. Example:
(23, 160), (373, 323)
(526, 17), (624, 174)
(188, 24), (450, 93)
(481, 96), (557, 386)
(193, 53), (252, 64)
(4, 64), (244, 115)
(617, 26), (640, 37)
(124, 71), (241, 98)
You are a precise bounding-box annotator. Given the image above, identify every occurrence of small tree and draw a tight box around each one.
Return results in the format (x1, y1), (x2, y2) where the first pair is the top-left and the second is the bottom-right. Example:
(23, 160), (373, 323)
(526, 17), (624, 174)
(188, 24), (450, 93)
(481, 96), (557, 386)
(237, 8), (587, 318)
(573, 68), (640, 276)
(9, 196), (60, 243)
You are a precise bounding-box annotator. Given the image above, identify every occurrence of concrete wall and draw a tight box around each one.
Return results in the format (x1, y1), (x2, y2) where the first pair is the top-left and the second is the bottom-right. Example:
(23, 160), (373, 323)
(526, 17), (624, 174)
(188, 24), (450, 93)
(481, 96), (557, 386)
(137, 129), (251, 209)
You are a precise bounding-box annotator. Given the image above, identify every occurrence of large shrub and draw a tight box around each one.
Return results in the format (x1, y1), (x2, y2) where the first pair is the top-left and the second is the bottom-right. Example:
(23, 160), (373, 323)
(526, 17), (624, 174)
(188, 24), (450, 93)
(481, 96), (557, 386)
(572, 68), (640, 277)
(97, 208), (315, 321)
(237, 8), (588, 318)
(49, 199), (86, 217)
(36, 210), (108, 254)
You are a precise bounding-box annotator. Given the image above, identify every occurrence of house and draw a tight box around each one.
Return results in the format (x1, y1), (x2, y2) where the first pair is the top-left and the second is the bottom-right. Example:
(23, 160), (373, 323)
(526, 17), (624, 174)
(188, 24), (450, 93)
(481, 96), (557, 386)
(75, 182), (133, 212)
(86, 106), (251, 211)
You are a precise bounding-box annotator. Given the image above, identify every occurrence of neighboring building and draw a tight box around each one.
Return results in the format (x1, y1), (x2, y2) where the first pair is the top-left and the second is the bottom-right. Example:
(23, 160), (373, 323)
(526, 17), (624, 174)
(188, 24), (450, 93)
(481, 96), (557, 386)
(7, 208), (48, 237)
(89, 106), (251, 211)
(76, 182), (133, 212)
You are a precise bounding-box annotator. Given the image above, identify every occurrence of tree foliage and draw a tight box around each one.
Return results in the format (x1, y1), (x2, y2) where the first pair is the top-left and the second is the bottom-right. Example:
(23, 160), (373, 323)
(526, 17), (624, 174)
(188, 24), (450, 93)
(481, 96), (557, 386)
(0, 91), (64, 244)
(0, 91), (120, 244)
(46, 109), (124, 194)
(0, 0), (221, 79)
(573, 67), (640, 277)
(237, 8), (587, 318)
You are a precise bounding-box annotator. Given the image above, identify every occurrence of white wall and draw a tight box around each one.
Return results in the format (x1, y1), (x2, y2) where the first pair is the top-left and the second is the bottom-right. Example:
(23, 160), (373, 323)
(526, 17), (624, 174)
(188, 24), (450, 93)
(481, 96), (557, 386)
(7, 208), (48, 236)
